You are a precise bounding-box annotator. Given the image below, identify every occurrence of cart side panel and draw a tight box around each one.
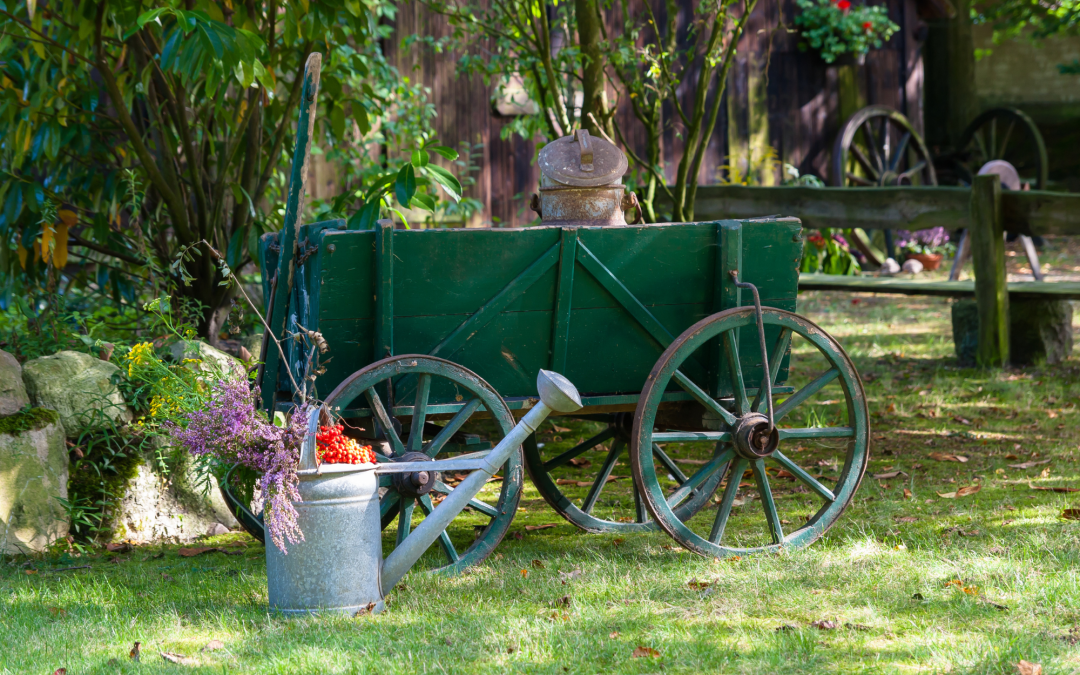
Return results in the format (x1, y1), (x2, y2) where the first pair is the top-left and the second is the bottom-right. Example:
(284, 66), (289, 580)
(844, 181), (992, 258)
(312, 228), (377, 393)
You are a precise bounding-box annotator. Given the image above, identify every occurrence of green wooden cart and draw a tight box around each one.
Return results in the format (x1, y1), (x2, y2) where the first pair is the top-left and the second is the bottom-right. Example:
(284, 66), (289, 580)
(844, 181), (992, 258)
(236, 56), (870, 572)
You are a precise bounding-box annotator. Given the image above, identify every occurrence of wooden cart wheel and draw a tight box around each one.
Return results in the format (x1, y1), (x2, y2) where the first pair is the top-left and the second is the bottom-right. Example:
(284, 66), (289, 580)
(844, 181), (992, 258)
(956, 107), (1048, 189)
(832, 105), (937, 187)
(630, 307), (869, 557)
(523, 413), (722, 533)
(323, 355), (523, 575)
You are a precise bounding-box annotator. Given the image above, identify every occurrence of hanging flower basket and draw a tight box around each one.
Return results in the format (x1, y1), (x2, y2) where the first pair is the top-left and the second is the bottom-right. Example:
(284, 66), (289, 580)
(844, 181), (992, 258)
(794, 0), (900, 65)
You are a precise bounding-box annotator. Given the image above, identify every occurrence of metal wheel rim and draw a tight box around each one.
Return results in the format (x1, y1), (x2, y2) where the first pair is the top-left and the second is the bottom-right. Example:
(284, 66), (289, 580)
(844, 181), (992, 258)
(630, 308), (869, 557)
(323, 355), (523, 575)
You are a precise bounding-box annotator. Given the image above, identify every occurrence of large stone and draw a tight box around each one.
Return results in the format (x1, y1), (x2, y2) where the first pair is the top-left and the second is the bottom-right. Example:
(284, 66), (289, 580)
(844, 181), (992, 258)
(168, 340), (247, 381)
(951, 298), (1073, 366)
(0, 410), (68, 554)
(22, 351), (132, 437)
(111, 441), (238, 543)
(0, 349), (29, 415)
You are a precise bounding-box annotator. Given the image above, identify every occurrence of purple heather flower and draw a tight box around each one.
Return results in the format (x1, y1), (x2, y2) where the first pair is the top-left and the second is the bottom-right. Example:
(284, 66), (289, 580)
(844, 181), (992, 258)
(167, 378), (311, 554)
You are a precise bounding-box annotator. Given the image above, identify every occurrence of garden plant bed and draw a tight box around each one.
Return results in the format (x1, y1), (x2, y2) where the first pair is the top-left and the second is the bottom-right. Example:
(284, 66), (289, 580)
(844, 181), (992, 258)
(3, 291), (1080, 674)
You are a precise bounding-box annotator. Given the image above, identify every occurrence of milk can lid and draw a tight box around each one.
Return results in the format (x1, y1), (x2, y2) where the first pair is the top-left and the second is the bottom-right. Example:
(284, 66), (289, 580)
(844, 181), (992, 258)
(538, 130), (628, 187)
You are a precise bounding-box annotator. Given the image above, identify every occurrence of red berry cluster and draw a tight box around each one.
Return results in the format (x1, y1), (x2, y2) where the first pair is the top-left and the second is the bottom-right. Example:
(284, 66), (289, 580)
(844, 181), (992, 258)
(316, 424), (376, 464)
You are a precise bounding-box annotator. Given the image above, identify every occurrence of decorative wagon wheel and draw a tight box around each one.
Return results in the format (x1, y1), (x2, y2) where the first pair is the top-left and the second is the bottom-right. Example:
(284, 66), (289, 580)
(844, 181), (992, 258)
(327, 355), (523, 574)
(832, 105), (938, 188)
(523, 412), (723, 533)
(955, 107), (1048, 190)
(630, 307), (869, 557)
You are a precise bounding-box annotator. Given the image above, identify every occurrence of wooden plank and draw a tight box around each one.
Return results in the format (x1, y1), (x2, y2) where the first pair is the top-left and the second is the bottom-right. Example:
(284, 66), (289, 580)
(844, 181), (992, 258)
(428, 242), (561, 359)
(799, 273), (1080, 299)
(550, 228), (578, 373)
(714, 222), (742, 395)
(971, 175), (1009, 368)
(375, 220), (395, 361)
(680, 185), (1080, 237)
(262, 53), (321, 413)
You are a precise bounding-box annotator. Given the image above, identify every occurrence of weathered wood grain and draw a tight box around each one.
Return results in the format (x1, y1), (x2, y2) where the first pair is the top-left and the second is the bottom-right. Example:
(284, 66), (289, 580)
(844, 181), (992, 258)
(970, 175), (1009, 368)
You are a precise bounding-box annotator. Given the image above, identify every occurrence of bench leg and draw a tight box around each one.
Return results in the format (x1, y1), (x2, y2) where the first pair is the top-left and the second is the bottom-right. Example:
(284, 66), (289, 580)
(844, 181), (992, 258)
(970, 174), (1009, 368)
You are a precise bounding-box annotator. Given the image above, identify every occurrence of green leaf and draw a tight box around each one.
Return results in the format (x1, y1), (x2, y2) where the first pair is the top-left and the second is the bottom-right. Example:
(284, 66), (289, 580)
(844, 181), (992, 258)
(429, 145), (459, 161)
(411, 193), (436, 212)
(425, 164), (462, 202)
(137, 7), (171, 28)
(330, 105), (346, 139)
(411, 149), (430, 168)
(230, 183), (256, 218)
(352, 103), (371, 135)
(394, 164), (416, 208)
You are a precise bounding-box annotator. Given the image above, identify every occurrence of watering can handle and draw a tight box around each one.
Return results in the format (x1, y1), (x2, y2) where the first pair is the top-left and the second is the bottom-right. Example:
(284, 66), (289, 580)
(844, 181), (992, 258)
(379, 370), (582, 594)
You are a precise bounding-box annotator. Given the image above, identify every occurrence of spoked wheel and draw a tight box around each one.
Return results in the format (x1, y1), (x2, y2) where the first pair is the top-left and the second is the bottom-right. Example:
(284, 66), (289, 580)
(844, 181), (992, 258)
(832, 105), (937, 187)
(956, 107), (1048, 189)
(523, 413), (722, 533)
(323, 355), (523, 574)
(630, 307), (869, 557)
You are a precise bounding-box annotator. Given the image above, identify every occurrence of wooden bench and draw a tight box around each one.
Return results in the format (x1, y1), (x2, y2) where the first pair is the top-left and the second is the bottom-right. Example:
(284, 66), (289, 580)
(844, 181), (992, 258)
(798, 274), (1080, 300)
(686, 180), (1080, 366)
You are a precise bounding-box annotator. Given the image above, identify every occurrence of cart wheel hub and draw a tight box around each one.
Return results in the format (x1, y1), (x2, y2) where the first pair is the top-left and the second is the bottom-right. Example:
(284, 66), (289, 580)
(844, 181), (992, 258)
(392, 452), (436, 498)
(733, 413), (779, 459)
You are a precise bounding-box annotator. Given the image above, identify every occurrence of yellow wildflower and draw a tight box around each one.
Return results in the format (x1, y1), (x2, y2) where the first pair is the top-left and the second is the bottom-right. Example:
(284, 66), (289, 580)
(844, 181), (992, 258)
(125, 342), (155, 377)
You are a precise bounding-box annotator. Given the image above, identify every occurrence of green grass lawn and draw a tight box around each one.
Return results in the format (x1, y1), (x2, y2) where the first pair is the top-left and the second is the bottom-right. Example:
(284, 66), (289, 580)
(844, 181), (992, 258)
(4, 291), (1080, 674)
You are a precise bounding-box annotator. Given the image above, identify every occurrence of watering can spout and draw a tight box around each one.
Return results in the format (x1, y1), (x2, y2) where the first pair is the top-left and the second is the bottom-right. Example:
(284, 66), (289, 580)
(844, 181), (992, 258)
(379, 370), (581, 595)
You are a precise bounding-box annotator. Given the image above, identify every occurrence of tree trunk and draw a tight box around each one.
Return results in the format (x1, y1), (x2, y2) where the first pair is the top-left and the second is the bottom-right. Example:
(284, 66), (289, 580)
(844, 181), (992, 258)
(575, 0), (604, 134)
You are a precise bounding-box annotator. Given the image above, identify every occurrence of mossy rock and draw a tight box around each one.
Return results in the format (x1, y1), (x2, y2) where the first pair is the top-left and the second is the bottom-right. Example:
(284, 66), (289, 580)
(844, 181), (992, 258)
(0, 410), (68, 554)
(22, 351), (132, 437)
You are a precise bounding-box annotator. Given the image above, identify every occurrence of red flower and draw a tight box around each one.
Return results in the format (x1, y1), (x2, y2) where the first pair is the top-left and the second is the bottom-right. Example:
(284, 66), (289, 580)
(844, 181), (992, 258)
(837, 0), (851, 9)
(863, 20), (873, 31)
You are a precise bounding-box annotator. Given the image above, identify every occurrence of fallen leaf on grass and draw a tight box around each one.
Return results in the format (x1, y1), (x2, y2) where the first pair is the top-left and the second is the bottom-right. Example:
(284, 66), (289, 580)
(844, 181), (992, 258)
(47, 606), (67, 617)
(161, 652), (198, 666)
(674, 458), (708, 465)
(687, 578), (710, 590)
(930, 452), (968, 463)
(903, 488), (913, 499)
(1062, 509), (1080, 520)
(52, 669), (66, 675)
(775, 469), (796, 480)
(1030, 483), (1080, 493)
(612, 538), (626, 546)
(873, 470), (908, 479)
(1009, 459), (1051, 469)
(106, 542), (132, 553)
(894, 516), (919, 523)
(632, 646), (660, 658)
(775, 624), (797, 632)
(531, 559), (545, 569)
(551, 424), (571, 433)
(559, 568), (583, 583)
(811, 619), (838, 630)
(177, 547), (241, 557)
(353, 602), (378, 617)
(512, 531), (524, 540)
(609, 631), (620, 639)
(1005, 453), (1020, 460)
(524, 523), (559, 531)
(953, 416), (972, 425)
(945, 579), (979, 595)
(201, 640), (225, 652)
(568, 458), (591, 468)
(520, 569), (528, 578)
(1015, 660), (1042, 675)
(130, 642), (141, 662)
(938, 485), (981, 499)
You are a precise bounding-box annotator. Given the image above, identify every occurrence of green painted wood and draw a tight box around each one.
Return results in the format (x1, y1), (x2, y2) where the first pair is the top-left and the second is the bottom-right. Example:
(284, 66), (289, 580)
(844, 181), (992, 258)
(971, 175), (1009, 368)
(575, 240), (678, 350)
(262, 54), (321, 414)
(430, 242), (560, 360)
(772, 451), (835, 501)
(303, 219), (800, 404)
(799, 274), (1080, 299)
(550, 228), (578, 373)
(664, 447), (733, 508)
(680, 185), (1080, 237)
(629, 307), (870, 558)
(375, 220), (395, 362)
(715, 222), (743, 396)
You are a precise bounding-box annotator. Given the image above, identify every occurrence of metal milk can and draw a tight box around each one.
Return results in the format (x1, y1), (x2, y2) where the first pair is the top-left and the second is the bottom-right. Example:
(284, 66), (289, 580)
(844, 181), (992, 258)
(265, 369), (584, 615)
(531, 129), (640, 226)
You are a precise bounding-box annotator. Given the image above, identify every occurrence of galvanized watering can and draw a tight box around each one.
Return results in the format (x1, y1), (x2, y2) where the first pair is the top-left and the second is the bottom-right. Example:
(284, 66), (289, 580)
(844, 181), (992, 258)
(265, 369), (583, 615)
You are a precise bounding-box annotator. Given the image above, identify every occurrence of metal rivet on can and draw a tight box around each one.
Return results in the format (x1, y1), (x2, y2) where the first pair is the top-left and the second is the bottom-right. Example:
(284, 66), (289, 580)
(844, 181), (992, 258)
(328, 243), (336, 253)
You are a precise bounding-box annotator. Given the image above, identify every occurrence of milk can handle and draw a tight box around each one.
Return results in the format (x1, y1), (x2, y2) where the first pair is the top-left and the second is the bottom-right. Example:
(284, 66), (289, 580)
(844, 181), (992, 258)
(575, 129), (594, 172)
